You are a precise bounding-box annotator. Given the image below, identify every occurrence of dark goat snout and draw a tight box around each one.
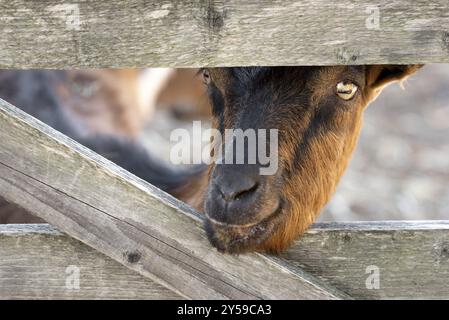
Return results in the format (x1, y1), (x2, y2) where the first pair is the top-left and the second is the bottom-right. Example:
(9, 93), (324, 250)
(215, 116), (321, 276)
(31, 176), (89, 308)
(205, 164), (278, 226)
(216, 165), (259, 202)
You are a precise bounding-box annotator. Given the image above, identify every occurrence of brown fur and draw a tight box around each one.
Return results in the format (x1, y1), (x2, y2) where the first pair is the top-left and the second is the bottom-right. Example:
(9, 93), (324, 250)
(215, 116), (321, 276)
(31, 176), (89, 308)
(55, 69), (145, 138)
(176, 65), (422, 254)
(156, 68), (211, 119)
(0, 66), (422, 254)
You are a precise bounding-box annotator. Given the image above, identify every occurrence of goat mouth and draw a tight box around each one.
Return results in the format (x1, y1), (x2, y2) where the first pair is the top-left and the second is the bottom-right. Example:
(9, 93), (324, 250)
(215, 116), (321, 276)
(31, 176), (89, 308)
(204, 201), (284, 254)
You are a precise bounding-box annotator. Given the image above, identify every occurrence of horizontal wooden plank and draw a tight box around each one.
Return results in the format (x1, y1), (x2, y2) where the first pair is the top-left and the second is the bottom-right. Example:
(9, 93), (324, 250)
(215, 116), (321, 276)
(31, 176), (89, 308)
(0, 0), (448, 68)
(2, 222), (448, 299)
(0, 224), (181, 299)
(284, 221), (449, 299)
(0, 98), (349, 300)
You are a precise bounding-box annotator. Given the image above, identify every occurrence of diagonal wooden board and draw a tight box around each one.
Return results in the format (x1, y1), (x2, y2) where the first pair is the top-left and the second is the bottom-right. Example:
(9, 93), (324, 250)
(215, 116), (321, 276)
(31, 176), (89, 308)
(0, 224), (182, 300)
(2, 222), (449, 299)
(0, 99), (351, 299)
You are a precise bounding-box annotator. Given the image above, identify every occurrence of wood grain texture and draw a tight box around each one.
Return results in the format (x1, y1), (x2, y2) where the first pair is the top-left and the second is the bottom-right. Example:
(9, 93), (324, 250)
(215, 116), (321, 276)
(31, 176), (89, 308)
(0, 224), (181, 299)
(2, 222), (448, 299)
(0, 99), (349, 300)
(0, 0), (448, 68)
(284, 221), (449, 299)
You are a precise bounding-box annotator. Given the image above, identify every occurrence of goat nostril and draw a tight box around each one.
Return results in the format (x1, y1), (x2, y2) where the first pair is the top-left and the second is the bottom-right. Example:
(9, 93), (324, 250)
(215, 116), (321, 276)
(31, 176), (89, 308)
(218, 182), (259, 202)
(235, 183), (259, 200)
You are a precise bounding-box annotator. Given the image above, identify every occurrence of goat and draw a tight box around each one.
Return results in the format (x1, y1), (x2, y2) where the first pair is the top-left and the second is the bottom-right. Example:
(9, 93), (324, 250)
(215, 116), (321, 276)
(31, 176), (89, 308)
(0, 66), (422, 253)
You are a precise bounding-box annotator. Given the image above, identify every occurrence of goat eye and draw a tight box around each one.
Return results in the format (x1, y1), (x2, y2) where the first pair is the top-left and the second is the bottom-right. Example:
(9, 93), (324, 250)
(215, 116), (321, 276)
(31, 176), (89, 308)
(202, 69), (211, 85)
(71, 79), (99, 98)
(336, 81), (358, 100)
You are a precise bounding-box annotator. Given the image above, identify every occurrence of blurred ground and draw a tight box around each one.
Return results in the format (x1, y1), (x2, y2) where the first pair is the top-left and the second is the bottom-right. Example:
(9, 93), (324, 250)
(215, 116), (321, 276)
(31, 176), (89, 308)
(141, 64), (449, 221)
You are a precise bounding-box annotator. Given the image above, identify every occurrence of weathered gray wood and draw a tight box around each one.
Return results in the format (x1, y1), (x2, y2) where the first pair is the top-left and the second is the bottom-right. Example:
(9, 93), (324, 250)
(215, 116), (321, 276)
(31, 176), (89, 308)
(0, 0), (448, 68)
(0, 224), (181, 299)
(0, 99), (349, 300)
(2, 222), (448, 299)
(284, 221), (449, 299)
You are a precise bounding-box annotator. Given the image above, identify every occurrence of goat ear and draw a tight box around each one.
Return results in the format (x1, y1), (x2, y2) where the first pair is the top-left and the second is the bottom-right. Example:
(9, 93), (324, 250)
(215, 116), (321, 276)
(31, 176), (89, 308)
(366, 65), (423, 90)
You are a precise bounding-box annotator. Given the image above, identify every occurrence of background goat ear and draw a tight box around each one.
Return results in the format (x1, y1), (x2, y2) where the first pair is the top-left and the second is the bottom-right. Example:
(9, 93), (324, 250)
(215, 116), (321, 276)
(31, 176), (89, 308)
(366, 65), (423, 90)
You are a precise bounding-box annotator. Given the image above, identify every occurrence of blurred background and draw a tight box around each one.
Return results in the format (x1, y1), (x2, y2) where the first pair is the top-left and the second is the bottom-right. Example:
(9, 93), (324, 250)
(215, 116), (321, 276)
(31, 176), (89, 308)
(1, 65), (448, 223)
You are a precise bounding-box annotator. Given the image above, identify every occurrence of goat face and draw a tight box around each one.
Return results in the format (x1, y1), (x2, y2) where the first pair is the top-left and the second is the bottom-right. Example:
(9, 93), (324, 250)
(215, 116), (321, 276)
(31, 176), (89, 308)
(201, 65), (422, 254)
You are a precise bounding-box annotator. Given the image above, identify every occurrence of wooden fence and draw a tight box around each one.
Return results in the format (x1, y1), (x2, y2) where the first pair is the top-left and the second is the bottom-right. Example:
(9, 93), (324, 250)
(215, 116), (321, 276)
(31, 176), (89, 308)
(0, 0), (449, 299)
